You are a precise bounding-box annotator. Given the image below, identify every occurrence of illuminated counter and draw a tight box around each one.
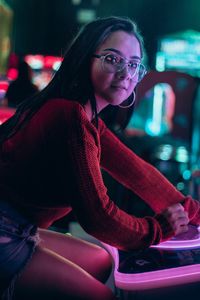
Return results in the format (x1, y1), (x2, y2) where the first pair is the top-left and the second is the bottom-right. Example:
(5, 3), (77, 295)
(103, 225), (200, 299)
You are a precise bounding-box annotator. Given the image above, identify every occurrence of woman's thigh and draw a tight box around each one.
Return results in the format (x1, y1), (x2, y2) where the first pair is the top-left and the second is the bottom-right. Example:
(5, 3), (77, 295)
(38, 228), (112, 282)
(14, 246), (116, 300)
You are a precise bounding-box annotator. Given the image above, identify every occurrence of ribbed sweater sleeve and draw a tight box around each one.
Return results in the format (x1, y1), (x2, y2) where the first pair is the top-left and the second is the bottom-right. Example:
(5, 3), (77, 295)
(99, 119), (200, 225)
(65, 105), (175, 251)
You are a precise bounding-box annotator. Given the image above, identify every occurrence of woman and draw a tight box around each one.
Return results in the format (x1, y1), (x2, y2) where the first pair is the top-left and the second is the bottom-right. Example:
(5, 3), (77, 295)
(0, 16), (199, 300)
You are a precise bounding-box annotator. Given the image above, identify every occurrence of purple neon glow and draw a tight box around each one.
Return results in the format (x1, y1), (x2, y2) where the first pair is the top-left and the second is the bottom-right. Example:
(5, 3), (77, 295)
(102, 243), (200, 290)
(152, 225), (200, 250)
(101, 226), (200, 290)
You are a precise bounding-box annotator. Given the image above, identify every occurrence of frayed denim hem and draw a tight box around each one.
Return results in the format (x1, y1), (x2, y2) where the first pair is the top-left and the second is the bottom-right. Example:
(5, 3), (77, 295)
(1, 240), (38, 300)
(0, 201), (40, 300)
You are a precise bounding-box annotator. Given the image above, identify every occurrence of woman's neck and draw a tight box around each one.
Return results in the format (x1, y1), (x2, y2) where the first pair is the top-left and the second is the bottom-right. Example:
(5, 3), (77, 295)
(84, 96), (109, 121)
(84, 101), (93, 121)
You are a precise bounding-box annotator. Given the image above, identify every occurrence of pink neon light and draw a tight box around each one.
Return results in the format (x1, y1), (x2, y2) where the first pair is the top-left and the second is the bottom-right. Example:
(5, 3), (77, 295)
(7, 68), (18, 80)
(101, 226), (200, 290)
(103, 243), (200, 290)
(152, 226), (200, 250)
(44, 56), (62, 69)
(0, 107), (15, 125)
(0, 80), (9, 91)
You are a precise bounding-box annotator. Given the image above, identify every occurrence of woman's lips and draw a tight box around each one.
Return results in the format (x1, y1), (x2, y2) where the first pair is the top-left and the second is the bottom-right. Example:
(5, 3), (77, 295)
(111, 85), (127, 90)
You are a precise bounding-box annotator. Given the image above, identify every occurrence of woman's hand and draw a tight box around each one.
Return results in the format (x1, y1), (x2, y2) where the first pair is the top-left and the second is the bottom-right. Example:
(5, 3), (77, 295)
(162, 203), (189, 235)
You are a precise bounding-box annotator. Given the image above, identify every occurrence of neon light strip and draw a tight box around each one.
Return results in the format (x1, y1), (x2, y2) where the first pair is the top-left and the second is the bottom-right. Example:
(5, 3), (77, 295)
(152, 226), (200, 250)
(151, 238), (200, 250)
(152, 85), (163, 134)
(102, 243), (200, 291)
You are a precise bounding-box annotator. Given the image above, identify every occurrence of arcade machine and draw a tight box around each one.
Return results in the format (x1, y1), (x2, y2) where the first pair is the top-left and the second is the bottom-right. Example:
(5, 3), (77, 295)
(102, 225), (200, 300)
(103, 31), (200, 299)
(126, 30), (200, 195)
(156, 30), (200, 76)
(155, 30), (200, 183)
(190, 80), (200, 201)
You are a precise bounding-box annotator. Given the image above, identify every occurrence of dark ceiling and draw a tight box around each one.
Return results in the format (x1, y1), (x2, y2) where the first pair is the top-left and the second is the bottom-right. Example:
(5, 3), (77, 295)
(5, 0), (200, 68)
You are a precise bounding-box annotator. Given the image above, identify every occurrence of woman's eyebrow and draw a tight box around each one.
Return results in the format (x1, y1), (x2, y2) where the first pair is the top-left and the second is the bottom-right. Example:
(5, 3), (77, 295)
(102, 48), (141, 60)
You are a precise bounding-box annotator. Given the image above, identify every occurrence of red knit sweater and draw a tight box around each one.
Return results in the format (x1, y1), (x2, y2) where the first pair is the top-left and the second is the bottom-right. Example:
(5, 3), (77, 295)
(0, 98), (200, 250)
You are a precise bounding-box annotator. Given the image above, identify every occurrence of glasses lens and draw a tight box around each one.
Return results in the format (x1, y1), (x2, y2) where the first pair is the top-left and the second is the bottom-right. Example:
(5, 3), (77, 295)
(137, 64), (147, 82)
(128, 62), (140, 78)
(102, 54), (147, 82)
(103, 54), (122, 73)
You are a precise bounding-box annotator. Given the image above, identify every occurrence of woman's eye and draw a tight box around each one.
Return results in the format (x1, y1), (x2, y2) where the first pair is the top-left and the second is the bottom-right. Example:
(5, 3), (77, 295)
(105, 55), (119, 65)
(129, 62), (138, 69)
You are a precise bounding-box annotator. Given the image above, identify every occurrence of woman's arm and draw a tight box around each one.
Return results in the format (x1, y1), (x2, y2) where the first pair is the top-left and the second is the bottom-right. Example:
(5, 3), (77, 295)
(67, 131), (175, 251)
(99, 119), (200, 224)
(63, 105), (189, 250)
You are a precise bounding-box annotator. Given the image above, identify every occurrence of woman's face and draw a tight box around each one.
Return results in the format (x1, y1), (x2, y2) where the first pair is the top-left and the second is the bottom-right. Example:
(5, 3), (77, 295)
(91, 30), (141, 111)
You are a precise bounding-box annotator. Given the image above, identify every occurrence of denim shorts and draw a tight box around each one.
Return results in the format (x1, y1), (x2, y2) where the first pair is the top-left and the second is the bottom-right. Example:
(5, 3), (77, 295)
(0, 201), (40, 300)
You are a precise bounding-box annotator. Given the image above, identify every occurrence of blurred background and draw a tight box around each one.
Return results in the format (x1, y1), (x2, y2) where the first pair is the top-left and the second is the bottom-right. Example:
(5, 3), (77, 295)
(2, 0), (200, 69)
(1, 0), (200, 219)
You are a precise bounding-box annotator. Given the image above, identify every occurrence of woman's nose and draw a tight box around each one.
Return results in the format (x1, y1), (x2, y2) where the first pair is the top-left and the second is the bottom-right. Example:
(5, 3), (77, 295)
(116, 65), (131, 79)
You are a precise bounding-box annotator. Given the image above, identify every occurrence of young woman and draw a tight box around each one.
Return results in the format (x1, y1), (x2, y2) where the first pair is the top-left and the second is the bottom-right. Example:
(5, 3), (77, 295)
(0, 16), (200, 300)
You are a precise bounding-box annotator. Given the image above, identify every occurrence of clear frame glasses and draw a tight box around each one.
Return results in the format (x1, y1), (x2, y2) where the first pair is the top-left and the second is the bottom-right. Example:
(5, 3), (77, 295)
(93, 53), (147, 82)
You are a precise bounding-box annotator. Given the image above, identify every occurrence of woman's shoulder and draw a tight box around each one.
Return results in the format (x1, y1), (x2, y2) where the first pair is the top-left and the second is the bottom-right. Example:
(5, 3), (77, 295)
(43, 98), (82, 111)
(41, 98), (85, 117)
(37, 98), (88, 127)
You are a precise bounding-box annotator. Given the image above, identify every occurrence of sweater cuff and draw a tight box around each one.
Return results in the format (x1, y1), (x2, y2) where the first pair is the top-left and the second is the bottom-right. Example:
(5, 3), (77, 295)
(154, 213), (175, 242)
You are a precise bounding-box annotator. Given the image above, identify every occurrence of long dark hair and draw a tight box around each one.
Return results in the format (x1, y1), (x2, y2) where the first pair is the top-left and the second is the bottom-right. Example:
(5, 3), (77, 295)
(0, 16), (144, 143)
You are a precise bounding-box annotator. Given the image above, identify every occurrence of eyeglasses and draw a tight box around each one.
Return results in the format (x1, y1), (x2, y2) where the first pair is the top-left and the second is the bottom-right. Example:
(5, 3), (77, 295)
(93, 53), (147, 82)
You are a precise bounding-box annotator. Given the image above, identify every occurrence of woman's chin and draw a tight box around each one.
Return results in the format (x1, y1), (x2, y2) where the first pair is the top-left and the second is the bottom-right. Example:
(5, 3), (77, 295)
(109, 98), (127, 106)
